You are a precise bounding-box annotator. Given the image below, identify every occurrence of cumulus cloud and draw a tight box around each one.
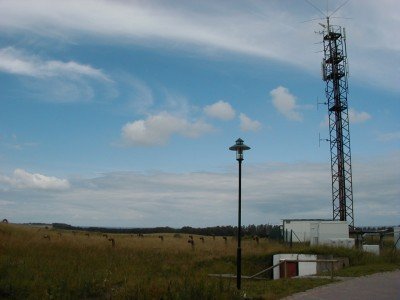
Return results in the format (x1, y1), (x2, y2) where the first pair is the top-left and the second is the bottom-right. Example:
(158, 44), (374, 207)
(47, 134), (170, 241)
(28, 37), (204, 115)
(204, 100), (235, 121)
(270, 86), (302, 121)
(0, 47), (110, 81)
(0, 169), (70, 190)
(239, 113), (262, 132)
(121, 112), (213, 146)
(348, 108), (371, 124)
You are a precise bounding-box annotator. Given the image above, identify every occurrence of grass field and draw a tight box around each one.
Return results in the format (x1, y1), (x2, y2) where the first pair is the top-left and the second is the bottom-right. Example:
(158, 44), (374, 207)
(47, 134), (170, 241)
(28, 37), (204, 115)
(0, 223), (399, 299)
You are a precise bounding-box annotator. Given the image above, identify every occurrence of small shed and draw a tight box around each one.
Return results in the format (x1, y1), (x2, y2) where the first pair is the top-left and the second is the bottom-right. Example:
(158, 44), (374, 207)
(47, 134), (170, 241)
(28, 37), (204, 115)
(273, 253), (317, 279)
(272, 253), (349, 279)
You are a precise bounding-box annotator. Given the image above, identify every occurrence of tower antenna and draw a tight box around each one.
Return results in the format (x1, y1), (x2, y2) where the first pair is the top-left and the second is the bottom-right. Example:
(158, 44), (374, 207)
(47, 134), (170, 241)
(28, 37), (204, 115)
(318, 2), (354, 228)
(306, 0), (355, 227)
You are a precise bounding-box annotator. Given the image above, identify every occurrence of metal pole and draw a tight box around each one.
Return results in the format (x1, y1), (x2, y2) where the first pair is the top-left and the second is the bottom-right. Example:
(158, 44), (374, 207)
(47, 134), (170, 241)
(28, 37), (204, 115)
(290, 230), (293, 248)
(237, 158), (242, 290)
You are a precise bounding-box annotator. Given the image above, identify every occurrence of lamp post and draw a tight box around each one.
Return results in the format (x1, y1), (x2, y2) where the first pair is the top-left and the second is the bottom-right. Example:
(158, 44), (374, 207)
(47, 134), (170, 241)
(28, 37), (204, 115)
(229, 138), (250, 290)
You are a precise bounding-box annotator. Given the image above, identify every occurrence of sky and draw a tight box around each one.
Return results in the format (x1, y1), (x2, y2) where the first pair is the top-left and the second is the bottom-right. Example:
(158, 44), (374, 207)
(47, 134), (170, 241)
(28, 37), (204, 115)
(0, 0), (399, 228)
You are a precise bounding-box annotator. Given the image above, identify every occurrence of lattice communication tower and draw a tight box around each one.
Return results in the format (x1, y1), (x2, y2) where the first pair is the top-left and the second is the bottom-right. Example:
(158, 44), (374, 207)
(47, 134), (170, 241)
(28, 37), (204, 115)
(321, 17), (354, 228)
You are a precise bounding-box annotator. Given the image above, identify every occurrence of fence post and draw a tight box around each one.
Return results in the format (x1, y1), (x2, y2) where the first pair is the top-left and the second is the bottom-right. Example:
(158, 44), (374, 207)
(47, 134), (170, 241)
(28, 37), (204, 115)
(290, 230), (293, 248)
(331, 261), (334, 279)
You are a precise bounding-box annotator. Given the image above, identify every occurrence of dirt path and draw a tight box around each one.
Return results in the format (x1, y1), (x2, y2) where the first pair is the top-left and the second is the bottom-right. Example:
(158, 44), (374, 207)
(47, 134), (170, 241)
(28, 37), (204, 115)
(284, 270), (400, 300)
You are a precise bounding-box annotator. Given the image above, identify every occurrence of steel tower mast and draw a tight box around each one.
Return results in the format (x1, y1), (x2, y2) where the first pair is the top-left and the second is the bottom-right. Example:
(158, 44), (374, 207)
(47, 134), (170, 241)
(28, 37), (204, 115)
(321, 16), (354, 228)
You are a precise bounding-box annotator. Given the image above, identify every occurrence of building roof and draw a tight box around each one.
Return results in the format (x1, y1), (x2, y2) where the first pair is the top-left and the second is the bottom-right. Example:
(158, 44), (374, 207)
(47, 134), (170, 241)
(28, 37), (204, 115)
(282, 218), (331, 222)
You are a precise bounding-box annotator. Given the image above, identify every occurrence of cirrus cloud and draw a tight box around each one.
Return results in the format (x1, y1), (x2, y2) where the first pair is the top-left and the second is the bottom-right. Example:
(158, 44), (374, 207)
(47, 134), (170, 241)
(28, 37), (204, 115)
(0, 47), (112, 103)
(0, 0), (398, 92)
(0, 47), (110, 81)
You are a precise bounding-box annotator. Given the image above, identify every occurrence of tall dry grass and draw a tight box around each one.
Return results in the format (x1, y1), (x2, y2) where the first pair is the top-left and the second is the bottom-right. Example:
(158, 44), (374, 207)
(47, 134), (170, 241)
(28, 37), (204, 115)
(0, 224), (279, 299)
(0, 224), (398, 299)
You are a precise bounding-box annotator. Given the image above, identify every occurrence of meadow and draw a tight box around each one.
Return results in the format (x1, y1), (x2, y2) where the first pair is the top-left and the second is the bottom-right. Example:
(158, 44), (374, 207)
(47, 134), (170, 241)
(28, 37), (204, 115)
(0, 223), (398, 299)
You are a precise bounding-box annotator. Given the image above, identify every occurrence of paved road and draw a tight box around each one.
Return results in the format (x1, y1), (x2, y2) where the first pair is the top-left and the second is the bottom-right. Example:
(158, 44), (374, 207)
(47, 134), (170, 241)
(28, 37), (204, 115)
(284, 270), (400, 300)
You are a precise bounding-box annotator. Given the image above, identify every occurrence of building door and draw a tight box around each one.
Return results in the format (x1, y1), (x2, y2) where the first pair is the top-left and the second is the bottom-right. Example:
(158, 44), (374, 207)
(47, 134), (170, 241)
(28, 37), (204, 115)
(280, 261), (298, 278)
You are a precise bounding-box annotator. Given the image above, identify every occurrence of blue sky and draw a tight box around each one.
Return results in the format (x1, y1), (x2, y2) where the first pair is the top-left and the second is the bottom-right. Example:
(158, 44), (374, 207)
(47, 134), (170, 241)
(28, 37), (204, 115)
(0, 0), (399, 227)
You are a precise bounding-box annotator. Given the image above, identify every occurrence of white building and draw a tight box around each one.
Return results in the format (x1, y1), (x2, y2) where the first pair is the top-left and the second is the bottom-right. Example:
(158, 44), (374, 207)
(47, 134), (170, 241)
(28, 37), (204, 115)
(282, 219), (329, 243)
(282, 219), (350, 246)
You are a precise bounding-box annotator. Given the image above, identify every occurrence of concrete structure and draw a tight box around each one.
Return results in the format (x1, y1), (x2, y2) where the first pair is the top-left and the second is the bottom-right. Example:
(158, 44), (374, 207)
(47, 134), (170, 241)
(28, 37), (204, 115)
(273, 254), (318, 280)
(272, 254), (347, 280)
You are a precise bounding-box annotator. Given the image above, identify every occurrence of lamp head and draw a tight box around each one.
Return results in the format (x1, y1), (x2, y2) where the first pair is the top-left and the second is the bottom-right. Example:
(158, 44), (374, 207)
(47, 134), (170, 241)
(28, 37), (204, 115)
(229, 138), (251, 161)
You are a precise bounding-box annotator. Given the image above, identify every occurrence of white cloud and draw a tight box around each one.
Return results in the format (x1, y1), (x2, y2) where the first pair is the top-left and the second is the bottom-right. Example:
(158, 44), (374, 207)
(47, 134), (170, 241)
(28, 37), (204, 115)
(348, 108), (371, 124)
(320, 108), (371, 127)
(0, 169), (70, 190)
(0, 47), (110, 81)
(0, 47), (113, 102)
(204, 100), (235, 121)
(2, 153), (398, 227)
(239, 113), (262, 132)
(270, 86), (302, 121)
(121, 112), (213, 146)
(0, 1), (397, 92)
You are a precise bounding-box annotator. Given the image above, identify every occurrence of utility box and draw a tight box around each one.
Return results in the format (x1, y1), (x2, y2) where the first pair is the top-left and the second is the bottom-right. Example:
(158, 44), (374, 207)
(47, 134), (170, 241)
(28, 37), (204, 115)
(310, 221), (349, 246)
(363, 244), (380, 255)
(325, 238), (355, 248)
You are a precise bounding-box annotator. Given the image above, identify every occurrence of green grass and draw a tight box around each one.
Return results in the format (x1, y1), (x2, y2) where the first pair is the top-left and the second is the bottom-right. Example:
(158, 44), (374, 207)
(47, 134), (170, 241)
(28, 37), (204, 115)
(0, 224), (399, 299)
(334, 263), (399, 277)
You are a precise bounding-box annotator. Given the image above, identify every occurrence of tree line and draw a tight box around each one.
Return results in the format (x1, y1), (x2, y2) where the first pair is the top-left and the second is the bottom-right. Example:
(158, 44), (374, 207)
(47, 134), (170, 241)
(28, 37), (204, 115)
(52, 223), (282, 239)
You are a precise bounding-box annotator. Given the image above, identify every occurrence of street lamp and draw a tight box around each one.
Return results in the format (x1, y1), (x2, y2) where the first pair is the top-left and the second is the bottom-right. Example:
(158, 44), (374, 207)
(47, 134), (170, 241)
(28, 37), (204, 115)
(229, 138), (250, 290)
